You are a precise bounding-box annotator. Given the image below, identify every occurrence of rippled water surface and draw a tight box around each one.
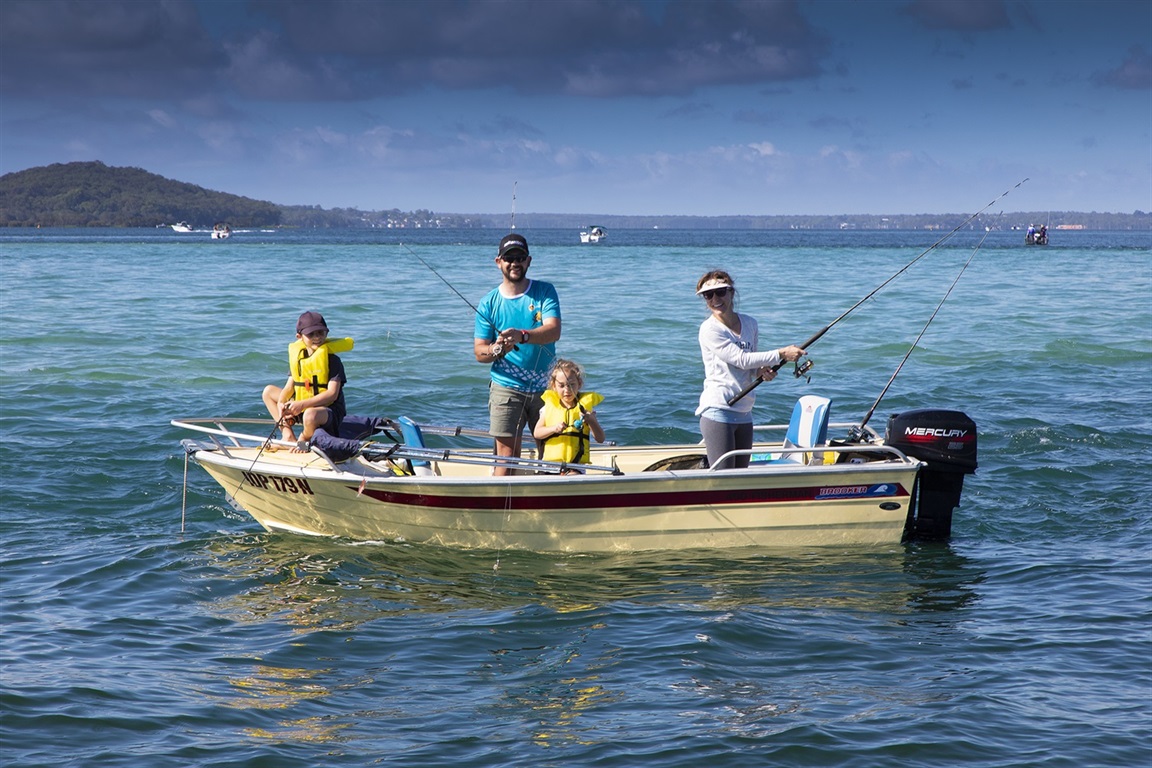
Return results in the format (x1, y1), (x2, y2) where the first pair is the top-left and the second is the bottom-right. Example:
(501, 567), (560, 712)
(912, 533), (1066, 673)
(2, 227), (1149, 767)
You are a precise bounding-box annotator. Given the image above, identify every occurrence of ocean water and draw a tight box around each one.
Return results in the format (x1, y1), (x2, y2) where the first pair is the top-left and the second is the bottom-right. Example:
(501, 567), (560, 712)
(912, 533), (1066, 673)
(1, 226), (1149, 767)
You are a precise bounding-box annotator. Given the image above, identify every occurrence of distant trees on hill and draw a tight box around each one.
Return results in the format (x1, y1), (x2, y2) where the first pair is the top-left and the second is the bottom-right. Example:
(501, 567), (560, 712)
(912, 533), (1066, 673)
(0, 161), (282, 227)
(1, 161), (1147, 230)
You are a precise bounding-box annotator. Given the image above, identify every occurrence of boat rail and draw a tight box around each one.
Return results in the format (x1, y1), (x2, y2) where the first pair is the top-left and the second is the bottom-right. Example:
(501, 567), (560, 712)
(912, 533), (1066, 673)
(709, 443), (913, 470)
(173, 417), (906, 476)
(172, 417), (623, 476)
(753, 420), (880, 439)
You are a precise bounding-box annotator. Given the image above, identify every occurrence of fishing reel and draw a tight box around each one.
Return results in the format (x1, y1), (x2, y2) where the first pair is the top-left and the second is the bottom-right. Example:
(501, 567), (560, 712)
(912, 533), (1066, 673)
(794, 357), (814, 384)
(844, 423), (873, 444)
(279, 405), (298, 427)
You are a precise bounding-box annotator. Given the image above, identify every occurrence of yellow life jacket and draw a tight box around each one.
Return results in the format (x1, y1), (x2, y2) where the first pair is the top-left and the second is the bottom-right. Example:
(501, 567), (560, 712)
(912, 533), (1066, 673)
(288, 337), (353, 402)
(540, 390), (603, 464)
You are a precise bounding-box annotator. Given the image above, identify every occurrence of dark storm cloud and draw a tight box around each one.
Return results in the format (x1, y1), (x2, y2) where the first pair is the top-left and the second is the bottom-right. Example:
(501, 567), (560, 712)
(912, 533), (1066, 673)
(0, 0), (224, 98)
(252, 0), (829, 96)
(1, 0), (829, 102)
(901, 0), (1011, 32)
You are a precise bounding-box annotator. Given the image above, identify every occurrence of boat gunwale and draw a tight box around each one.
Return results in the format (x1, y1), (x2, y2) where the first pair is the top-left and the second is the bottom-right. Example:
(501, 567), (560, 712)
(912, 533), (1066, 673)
(174, 417), (922, 491)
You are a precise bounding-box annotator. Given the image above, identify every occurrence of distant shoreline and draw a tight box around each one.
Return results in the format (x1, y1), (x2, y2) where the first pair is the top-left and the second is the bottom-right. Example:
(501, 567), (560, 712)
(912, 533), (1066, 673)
(5, 162), (1148, 230)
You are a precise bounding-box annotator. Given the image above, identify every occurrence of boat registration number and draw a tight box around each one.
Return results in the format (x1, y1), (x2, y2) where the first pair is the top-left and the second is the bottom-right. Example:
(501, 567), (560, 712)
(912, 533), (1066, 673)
(241, 471), (315, 495)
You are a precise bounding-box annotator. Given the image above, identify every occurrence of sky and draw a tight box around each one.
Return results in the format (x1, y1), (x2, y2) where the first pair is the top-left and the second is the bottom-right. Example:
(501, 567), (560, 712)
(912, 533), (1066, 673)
(1, 0), (1149, 216)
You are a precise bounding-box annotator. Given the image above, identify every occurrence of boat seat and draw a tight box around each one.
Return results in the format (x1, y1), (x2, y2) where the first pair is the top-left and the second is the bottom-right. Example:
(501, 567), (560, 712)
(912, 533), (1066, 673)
(396, 416), (435, 475)
(764, 395), (832, 465)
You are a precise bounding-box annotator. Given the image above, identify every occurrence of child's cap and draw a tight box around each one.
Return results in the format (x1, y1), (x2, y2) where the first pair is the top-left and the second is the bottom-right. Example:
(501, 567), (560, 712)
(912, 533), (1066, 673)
(296, 311), (328, 335)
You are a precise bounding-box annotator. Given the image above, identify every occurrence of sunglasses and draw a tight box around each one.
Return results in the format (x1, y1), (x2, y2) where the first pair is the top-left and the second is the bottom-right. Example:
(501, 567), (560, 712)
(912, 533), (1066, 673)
(701, 287), (730, 300)
(501, 253), (528, 263)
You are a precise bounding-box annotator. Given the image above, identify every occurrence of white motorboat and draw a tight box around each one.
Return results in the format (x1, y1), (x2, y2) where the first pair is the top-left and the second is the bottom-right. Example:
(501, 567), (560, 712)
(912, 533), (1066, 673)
(171, 222), (193, 233)
(211, 223), (231, 239)
(580, 225), (606, 244)
(174, 398), (977, 553)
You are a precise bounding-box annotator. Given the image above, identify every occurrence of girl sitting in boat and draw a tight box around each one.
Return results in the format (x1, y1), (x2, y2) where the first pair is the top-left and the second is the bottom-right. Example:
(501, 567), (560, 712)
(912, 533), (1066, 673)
(533, 358), (605, 472)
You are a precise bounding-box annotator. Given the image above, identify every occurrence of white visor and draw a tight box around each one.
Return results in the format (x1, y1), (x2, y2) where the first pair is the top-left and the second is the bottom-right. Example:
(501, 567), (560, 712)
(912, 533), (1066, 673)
(696, 278), (733, 295)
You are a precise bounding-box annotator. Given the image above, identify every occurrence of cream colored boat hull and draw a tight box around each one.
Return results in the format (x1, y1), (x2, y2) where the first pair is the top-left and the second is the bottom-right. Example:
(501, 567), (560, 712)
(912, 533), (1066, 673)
(191, 444), (922, 552)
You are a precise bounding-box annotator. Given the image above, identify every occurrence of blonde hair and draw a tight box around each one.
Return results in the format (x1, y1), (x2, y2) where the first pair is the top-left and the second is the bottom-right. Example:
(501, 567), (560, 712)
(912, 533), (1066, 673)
(549, 358), (585, 391)
(696, 269), (735, 293)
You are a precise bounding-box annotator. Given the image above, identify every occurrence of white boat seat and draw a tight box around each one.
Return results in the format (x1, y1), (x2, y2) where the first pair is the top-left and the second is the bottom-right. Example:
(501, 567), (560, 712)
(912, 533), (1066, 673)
(396, 416), (435, 475)
(765, 395), (832, 465)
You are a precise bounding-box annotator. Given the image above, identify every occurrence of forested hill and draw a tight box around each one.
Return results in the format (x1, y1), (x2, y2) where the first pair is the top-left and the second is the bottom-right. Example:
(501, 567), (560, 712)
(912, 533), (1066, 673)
(2, 161), (1148, 230)
(0, 161), (282, 228)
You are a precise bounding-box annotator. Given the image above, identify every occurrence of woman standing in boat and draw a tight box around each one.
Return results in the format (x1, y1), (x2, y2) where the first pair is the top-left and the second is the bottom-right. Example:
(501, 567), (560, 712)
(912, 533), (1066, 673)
(695, 270), (805, 470)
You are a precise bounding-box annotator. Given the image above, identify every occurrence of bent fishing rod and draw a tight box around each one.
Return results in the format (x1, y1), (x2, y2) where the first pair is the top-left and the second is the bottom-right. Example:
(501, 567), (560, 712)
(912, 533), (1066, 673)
(851, 220), (993, 439)
(727, 178), (1028, 406)
(231, 398), (296, 499)
(401, 242), (484, 316)
(401, 242), (522, 357)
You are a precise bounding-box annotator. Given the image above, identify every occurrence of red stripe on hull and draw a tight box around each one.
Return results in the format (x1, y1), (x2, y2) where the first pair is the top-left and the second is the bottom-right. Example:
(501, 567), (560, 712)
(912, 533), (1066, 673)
(354, 483), (911, 511)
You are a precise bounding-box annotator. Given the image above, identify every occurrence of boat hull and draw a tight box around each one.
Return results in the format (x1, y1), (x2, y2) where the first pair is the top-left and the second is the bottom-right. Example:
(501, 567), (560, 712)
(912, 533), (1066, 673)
(191, 446), (922, 552)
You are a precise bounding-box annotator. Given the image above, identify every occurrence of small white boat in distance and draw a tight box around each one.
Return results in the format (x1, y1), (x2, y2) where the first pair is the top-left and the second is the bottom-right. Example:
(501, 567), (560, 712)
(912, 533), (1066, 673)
(211, 223), (231, 239)
(580, 225), (606, 243)
(171, 222), (193, 233)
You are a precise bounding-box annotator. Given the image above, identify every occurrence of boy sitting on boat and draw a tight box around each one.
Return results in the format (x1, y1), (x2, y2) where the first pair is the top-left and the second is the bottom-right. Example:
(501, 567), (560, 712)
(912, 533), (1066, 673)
(262, 311), (349, 451)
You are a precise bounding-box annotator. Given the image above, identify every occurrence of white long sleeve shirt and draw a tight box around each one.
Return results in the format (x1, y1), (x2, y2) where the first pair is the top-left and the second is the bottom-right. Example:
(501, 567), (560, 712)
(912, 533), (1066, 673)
(695, 313), (782, 418)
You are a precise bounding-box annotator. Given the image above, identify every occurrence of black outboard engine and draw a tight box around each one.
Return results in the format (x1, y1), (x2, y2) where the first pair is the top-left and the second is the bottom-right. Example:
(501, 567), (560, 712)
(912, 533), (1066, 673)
(885, 409), (978, 540)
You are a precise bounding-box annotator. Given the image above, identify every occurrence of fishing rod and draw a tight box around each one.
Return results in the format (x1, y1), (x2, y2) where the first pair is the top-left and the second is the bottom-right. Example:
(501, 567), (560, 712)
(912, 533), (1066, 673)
(510, 181), (518, 231)
(232, 401), (296, 499)
(400, 242), (521, 357)
(727, 178), (1029, 406)
(852, 219), (993, 437)
(401, 242), (484, 316)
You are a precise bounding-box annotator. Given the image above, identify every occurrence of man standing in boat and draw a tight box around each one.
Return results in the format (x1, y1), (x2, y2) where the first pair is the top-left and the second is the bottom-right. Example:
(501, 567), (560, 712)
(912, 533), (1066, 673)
(473, 233), (562, 475)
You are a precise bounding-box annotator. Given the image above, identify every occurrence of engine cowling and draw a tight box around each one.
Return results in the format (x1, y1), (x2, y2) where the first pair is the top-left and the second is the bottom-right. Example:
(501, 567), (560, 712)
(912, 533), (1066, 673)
(886, 409), (977, 540)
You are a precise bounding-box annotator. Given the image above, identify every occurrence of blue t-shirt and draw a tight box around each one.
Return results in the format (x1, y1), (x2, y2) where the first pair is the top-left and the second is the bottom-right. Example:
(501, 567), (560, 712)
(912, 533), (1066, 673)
(474, 279), (561, 392)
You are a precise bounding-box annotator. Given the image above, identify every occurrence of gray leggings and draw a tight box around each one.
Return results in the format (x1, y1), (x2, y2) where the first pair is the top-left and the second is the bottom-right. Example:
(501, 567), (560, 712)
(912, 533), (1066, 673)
(699, 417), (753, 470)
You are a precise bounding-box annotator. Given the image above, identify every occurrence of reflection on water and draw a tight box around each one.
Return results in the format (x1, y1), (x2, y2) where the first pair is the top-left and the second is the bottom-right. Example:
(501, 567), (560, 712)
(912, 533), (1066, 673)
(901, 541), (984, 616)
(196, 534), (983, 627)
(190, 534), (983, 749)
(224, 664), (333, 711)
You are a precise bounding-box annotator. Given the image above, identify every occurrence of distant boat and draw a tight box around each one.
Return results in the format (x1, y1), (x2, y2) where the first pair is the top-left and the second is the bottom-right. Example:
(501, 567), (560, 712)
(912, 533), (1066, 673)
(580, 225), (606, 244)
(1024, 225), (1048, 246)
(171, 222), (193, 233)
(211, 223), (231, 240)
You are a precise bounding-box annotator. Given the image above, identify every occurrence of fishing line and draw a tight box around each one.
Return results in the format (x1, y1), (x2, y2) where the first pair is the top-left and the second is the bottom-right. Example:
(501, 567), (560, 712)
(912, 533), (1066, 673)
(403, 240), (552, 458)
(401, 241), (529, 357)
(232, 403), (295, 500)
(181, 447), (190, 534)
(728, 178), (1029, 406)
(853, 218), (994, 435)
(402, 242), (485, 316)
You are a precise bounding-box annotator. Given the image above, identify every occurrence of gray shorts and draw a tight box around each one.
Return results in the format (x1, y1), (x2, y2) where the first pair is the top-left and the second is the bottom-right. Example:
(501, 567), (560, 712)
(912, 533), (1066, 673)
(488, 383), (543, 438)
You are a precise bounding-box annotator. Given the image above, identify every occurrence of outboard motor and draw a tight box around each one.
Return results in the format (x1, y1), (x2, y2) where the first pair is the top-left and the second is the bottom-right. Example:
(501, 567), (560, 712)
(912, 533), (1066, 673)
(885, 409), (978, 540)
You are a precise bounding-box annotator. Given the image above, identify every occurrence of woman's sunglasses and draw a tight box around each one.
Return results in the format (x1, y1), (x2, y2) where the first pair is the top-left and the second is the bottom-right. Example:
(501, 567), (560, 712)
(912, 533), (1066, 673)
(701, 287), (730, 300)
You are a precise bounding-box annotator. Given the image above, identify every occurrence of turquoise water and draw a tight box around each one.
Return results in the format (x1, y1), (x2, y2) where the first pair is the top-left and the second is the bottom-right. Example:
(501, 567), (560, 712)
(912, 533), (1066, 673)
(1, 227), (1150, 766)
